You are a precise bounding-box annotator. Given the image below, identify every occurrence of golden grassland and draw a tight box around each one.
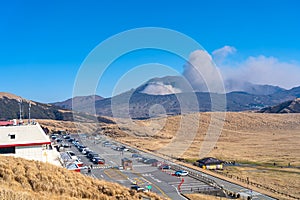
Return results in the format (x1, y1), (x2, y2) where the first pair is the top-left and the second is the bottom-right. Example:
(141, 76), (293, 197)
(38, 112), (300, 199)
(184, 193), (227, 200)
(0, 156), (163, 200)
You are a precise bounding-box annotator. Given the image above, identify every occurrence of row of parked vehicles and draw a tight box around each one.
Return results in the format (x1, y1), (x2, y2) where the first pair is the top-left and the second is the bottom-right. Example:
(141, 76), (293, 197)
(71, 139), (106, 165)
(102, 141), (129, 152)
(50, 134), (71, 148)
(131, 153), (188, 176)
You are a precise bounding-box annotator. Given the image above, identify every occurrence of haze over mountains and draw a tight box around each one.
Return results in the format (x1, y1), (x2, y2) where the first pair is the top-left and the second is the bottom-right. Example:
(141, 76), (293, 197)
(2, 76), (300, 120)
(52, 76), (300, 119)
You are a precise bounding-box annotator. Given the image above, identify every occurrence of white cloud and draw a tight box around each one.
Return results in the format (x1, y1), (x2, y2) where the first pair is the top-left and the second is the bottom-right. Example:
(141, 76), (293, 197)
(212, 45), (237, 64)
(221, 55), (300, 89)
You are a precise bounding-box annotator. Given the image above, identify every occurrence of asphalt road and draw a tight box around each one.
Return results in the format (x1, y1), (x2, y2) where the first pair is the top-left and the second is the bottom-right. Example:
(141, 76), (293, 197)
(63, 134), (276, 200)
(69, 134), (189, 200)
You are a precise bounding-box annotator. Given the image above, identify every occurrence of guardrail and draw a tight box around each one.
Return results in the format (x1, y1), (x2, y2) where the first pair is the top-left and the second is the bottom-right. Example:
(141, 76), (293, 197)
(215, 170), (299, 200)
(170, 164), (223, 190)
(79, 134), (275, 200)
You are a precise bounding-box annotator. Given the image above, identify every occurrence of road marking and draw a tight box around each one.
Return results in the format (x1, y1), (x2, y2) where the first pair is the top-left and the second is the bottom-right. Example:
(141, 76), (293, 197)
(92, 165), (112, 169)
(132, 171), (170, 199)
(103, 170), (114, 179)
(172, 185), (189, 200)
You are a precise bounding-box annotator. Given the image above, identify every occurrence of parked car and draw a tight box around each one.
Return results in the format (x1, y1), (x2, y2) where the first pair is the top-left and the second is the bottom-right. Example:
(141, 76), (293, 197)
(159, 165), (171, 170)
(63, 135), (70, 139)
(83, 149), (93, 155)
(61, 143), (71, 148)
(87, 152), (99, 160)
(103, 141), (112, 147)
(81, 148), (90, 154)
(68, 138), (75, 142)
(132, 153), (141, 158)
(144, 159), (158, 164)
(55, 138), (63, 143)
(51, 135), (57, 140)
(66, 151), (78, 160)
(78, 145), (87, 152)
(137, 157), (148, 162)
(111, 145), (117, 149)
(92, 157), (105, 164)
(130, 185), (148, 192)
(72, 140), (79, 146)
(174, 170), (189, 176)
(119, 146), (129, 151)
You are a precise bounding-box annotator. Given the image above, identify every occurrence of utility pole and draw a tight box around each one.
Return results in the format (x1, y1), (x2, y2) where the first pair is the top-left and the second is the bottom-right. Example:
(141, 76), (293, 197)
(18, 99), (22, 124)
(28, 102), (31, 124)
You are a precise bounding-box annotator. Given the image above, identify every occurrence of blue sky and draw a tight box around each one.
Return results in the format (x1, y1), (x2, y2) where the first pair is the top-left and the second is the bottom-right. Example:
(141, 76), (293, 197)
(1, 0), (300, 102)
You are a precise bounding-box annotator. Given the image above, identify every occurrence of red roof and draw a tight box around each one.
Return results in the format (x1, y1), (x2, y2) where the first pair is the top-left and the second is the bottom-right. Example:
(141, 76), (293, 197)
(0, 121), (13, 126)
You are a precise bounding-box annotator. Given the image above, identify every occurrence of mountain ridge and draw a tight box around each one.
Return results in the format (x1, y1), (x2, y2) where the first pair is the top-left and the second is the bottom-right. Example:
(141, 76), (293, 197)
(51, 84), (300, 119)
(259, 98), (300, 113)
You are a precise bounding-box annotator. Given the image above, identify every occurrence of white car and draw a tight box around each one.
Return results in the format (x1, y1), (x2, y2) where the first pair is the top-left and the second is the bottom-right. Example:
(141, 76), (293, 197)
(174, 170), (189, 176)
(81, 148), (90, 154)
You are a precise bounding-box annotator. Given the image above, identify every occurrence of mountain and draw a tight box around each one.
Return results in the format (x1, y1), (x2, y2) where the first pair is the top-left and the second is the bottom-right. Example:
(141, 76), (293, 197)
(0, 92), (74, 121)
(0, 92), (115, 124)
(137, 76), (193, 95)
(49, 75), (300, 119)
(91, 86), (300, 119)
(259, 98), (300, 113)
(0, 156), (162, 200)
(137, 76), (285, 96)
(224, 79), (285, 95)
(52, 95), (103, 110)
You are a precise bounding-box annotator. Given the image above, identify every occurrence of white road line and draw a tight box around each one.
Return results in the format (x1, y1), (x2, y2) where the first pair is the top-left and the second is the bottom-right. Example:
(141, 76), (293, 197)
(172, 185), (189, 200)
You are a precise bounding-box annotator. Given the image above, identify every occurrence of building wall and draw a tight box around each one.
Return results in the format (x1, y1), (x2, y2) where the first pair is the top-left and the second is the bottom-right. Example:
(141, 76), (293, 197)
(202, 164), (223, 170)
(15, 145), (45, 161)
(1, 145), (62, 166)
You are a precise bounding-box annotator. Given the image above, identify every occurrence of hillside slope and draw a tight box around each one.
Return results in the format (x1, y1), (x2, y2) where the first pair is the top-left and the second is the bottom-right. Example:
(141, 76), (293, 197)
(0, 156), (162, 200)
(259, 98), (300, 113)
(71, 86), (300, 119)
(0, 92), (114, 124)
(52, 95), (103, 110)
(0, 92), (73, 121)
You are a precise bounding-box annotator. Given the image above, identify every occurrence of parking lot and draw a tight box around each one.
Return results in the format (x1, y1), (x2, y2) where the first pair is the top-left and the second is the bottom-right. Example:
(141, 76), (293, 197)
(50, 133), (222, 200)
(50, 133), (275, 200)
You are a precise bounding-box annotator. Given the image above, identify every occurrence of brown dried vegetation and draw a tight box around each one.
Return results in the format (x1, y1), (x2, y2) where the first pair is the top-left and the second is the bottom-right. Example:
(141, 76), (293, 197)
(0, 156), (163, 200)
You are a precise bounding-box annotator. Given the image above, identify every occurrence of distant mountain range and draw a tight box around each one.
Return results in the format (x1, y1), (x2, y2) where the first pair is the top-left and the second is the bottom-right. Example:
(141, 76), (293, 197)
(51, 76), (300, 119)
(52, 95), (103, 110)
(137, 76), (285, 96)
(2, 76), (300, 121)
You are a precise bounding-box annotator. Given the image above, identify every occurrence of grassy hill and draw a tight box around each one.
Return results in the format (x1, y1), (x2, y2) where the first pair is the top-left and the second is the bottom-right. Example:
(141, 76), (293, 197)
(52, 95), (103, 110)
(259, 98), (300, 113)
(0, 156), (163, 200)
(0, 92), (73, 121)
(0, 92), (115, 124)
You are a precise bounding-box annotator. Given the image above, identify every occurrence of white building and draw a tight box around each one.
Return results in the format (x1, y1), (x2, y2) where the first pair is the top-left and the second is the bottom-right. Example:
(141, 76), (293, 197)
(0, 123), (62, 166)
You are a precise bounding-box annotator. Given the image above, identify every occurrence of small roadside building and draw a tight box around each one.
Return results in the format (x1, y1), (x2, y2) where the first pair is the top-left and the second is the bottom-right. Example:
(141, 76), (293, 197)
(121, 158), (133, 170)
(196, 157), (224, 170)
(0, 123), (62, 166)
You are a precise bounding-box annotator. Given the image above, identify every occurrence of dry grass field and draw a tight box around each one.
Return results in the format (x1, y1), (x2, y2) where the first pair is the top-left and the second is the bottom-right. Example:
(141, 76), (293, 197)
(38, 112), (300, 199)
(0, 155), (163, 200)
(185, 193), (227, 200)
